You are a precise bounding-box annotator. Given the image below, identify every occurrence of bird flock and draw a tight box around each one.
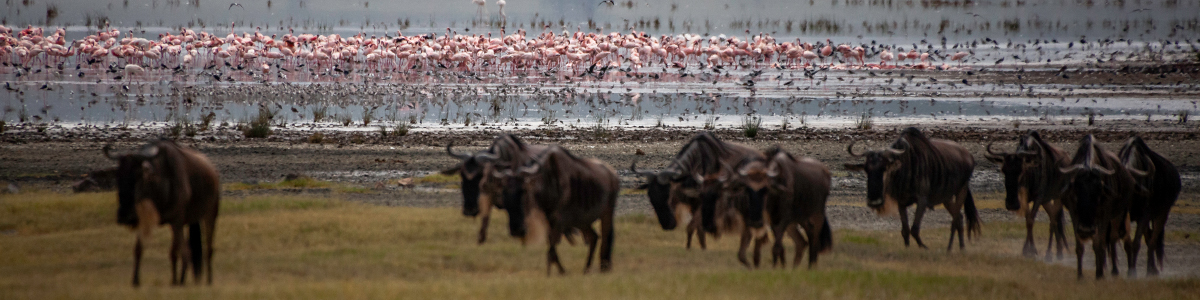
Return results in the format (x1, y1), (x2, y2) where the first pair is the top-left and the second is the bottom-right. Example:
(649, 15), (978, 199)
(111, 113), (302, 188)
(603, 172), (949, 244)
(0, 24), (975, 83)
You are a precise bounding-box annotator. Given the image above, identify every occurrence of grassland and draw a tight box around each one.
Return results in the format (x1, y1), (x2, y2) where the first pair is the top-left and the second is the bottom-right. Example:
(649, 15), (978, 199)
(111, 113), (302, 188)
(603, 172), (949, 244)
(1, 192), (1198, 300)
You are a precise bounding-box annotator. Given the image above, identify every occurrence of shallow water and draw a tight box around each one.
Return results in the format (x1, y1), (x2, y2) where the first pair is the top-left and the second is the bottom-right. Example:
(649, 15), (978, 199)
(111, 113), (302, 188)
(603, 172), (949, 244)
(7, 0), (1199, 42)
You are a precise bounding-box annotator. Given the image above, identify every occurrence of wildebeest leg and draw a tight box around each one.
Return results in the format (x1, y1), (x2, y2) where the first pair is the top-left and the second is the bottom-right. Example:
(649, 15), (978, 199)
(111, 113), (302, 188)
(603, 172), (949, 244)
(787, 225), (806, 269)
(898, 206), (911, 247)
(1147, 216), (1168, 276)
(203, 216), (217, 285)
(1094, 233), (1107, 279)
(477, 208), (491, 244)
(737, 228), (754, 268)
(1052, 206), (1068, 261)
(188, 222), (203, 284)
(752, 230), (769, 268)
(599, 198), (615, 273)
(1023, 203), (1040, 257)
(170, 224), (186, 285)
(1075, 238), (1086, 280)
(546, 227), (566, 276)
(579, 225), (599, 273)
(909, 203), (929, 249)
(1110, 240), (1121, 276)
(801, 222), (820, 268)
(770, 224), (787, 268)
(1044, 203), (1063, 261)
(947, 207), (964, 252)
(133, 238), (145, 287)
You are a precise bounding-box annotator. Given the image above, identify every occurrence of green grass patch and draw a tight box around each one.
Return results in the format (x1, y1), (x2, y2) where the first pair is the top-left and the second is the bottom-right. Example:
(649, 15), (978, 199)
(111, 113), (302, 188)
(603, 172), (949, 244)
(416, 173), (460, 184)
(1, 192), (1198, 299)
(226, 177), (334, 191)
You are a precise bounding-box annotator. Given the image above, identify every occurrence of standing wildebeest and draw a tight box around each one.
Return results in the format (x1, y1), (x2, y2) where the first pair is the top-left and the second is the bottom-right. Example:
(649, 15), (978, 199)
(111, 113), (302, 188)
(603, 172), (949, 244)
(104, 140), (220, 286)
(1058, 134), (1138, 279)
(718, 146), (833, 269)
(493, 145), (618, 275)
(630, 132), (762, 249)
(442, 134), (548, 244)
(1119, 136), (1181, 277)
(843, 127), (980, 251)
(985, 130), (1070, 260)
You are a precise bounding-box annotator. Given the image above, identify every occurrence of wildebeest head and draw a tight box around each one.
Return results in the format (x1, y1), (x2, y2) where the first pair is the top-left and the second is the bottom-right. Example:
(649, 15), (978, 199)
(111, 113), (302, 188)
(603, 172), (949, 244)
(104, 144), (163, 227)
(843, 139), (907, 209)
(984, 141), (1038, 212)
(715, 159), (779, 229)
(631, 161), (686, 230)
(442, 142), (496, 217)
(1059, 163), (1114, 238)
(493, 151), (559, 239)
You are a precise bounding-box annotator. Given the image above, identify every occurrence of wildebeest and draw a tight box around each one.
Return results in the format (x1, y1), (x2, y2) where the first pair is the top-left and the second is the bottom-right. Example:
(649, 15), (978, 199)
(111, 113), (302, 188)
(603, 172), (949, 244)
(1057, 134), (1137, 279)
(493, 145), (618, 275)
(843, 127), (980, 251)
(104, 140), (220, 286)
(718, 146), (833, 269)
(984, 130), (1070, 260)
(1119, 136), (1181, 277)
(631, 132), (762, 249)
(442, 134), (548, 244)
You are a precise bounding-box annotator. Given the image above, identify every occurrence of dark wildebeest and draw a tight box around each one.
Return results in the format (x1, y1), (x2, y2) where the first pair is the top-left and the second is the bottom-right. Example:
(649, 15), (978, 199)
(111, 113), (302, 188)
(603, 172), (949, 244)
(1119, 136), (1181, 277)
(718, 146), (833, 269)
(493, 145), (618, 275)
(984, 130), (1070, 260)
(630, 132), (762, 249)
(442, 134), (548, 244)
(1058, 134), (1138, 279)
(104, 140), (220, 286)
(843, 127), (980, 251)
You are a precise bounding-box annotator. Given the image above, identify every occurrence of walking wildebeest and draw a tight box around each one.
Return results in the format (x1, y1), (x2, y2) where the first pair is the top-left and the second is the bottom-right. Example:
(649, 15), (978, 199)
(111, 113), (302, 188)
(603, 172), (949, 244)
(631, 132), (761, 249)
(1119, 136), (1181, 277)
(843, 127), (980, 251)
(984, 130), (1070, 260)
(718, 146), (833, 269)
(1057, 134), (1138, 279)
(104, 140), (220, 286)
(492, 145), (618, 275)
(442, 134), (548, 244)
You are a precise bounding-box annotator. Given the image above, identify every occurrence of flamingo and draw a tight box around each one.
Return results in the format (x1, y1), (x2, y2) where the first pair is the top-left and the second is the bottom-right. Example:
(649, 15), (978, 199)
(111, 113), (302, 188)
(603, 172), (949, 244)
(951, 51), (970, 67)
(473, 0), (486, 21)
(497, 0), (507, 23)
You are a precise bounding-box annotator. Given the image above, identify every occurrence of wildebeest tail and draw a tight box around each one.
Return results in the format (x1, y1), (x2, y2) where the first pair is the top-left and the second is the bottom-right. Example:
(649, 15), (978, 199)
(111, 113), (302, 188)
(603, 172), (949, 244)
(188, 222), (203, 278)
(818, 219), (833, 254)
(964, 189), (981, 239)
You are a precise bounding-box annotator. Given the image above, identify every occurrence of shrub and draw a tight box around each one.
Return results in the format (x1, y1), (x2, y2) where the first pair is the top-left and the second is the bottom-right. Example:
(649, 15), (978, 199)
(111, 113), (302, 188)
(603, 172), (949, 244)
(243, 107), (275, 138)
(308, 132), (324, 144)
(311, 106), (328, 123)
(741, 115), (762, 138)
(854, 113), (873, 130)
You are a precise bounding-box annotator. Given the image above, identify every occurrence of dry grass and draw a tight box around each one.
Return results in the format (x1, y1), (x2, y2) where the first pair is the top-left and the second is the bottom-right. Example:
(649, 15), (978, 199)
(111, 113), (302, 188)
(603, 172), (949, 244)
(1, 192), (1198, 300)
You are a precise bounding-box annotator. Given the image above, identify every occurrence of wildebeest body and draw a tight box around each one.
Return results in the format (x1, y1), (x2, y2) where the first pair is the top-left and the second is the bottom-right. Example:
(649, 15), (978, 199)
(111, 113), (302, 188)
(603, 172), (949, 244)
(1059, 135), (1137, 279)
(501, 146), (618, 274)
(107, 140), (220, 286)
(443, 134), (548, 244)
(986, 131), (1071, 260)
(845, 127), (980, 251)
(1119, 136), (1182, 276)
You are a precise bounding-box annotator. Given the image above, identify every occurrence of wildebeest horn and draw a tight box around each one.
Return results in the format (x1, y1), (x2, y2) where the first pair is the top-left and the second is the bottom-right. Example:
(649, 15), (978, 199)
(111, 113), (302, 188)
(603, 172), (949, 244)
(1058, 164), (1085, 176)
(1126, 167), (1149, 178)
(138, 145), (159, 158)
(474, 153), (499, 164)
(445, 142), (471, 160)
(846, 140), (863, 158)
(887, 138), (908, 156)
(986, 142), (1006, 156)
(630, 161), (658, 177)
(102, 144), (120, 160)
(1092, 164), (1115, 176)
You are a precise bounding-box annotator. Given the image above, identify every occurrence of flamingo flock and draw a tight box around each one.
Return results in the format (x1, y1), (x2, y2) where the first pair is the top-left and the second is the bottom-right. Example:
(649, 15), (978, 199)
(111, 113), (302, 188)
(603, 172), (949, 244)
(0, 24), (973, 83)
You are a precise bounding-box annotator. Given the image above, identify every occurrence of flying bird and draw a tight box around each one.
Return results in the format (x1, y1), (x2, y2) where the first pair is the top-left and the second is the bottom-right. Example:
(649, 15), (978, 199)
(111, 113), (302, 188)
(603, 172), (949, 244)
(229, 2), (244, 9)
(599, 0), (614, 6)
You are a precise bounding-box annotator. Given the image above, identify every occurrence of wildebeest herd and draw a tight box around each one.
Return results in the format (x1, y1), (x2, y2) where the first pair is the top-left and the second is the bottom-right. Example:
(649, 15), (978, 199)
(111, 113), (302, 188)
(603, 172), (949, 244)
(103, 126), (1180, 286)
